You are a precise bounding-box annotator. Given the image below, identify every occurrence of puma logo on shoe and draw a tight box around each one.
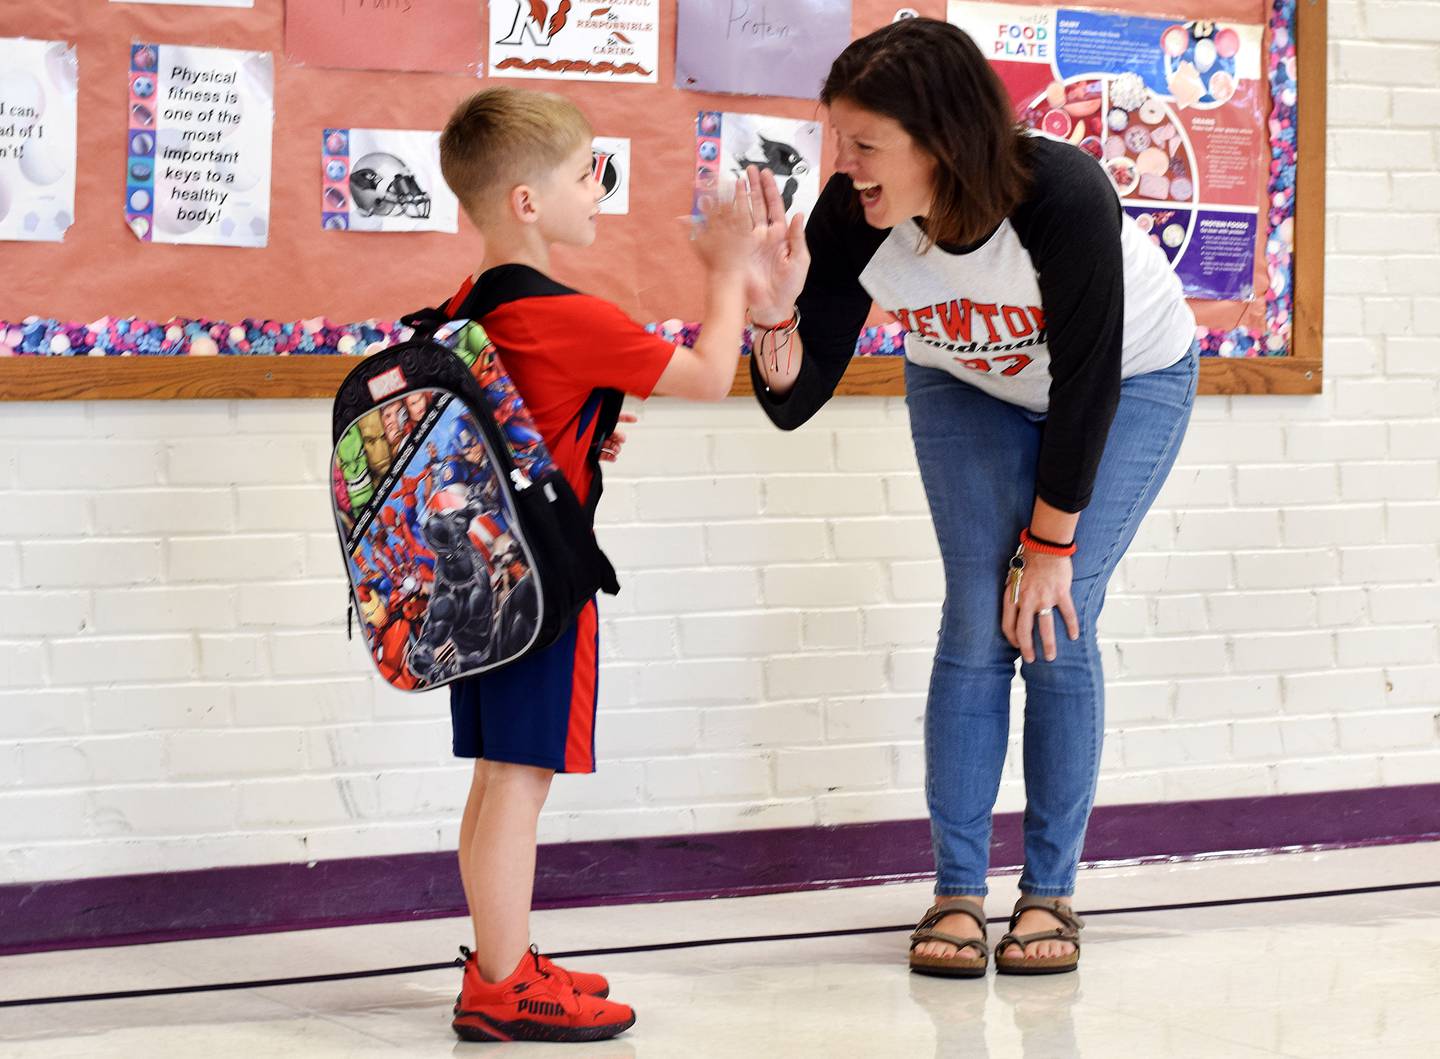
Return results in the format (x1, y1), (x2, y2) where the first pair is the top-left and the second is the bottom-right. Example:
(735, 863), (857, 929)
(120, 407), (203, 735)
(517, 998), (566, 1017)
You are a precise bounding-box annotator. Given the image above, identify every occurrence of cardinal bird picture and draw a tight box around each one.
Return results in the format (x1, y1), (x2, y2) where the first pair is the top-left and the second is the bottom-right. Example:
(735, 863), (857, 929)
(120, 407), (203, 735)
(734, 135), (811, 212)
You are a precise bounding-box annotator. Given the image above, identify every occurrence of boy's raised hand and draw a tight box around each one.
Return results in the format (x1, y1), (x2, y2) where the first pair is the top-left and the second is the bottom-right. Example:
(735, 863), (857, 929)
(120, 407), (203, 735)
(656, 176), (758, 401)
(744, 166), (810, 324)
(691, 174), (764, 275)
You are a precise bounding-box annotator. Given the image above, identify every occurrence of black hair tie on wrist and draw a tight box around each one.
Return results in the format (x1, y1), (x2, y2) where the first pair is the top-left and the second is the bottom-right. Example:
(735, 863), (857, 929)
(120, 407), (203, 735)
(1025, 529), (1075, 550)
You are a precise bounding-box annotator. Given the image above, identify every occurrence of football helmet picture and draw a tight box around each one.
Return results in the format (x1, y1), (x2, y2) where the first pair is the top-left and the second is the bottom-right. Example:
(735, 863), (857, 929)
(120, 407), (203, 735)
(349, 153), (432, 219)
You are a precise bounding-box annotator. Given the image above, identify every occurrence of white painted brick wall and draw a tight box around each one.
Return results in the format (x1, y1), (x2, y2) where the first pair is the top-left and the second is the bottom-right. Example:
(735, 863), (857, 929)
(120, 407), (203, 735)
(0, 5), (1436, 885)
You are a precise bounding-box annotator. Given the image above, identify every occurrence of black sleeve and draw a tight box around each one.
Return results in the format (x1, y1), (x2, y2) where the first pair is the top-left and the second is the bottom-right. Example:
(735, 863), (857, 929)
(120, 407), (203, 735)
(1011, 143), (1126, 513)
(752, 174), (883, 431)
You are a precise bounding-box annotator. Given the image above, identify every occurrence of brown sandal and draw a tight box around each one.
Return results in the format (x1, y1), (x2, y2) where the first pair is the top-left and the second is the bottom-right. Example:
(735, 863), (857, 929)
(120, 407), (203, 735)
(908, 898), (990, 979)
(994, 896), (1084, 975)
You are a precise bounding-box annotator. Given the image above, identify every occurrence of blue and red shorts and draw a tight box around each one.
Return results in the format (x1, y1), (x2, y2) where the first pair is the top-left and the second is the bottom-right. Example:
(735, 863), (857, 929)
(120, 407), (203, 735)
(449, 600), (598, 774)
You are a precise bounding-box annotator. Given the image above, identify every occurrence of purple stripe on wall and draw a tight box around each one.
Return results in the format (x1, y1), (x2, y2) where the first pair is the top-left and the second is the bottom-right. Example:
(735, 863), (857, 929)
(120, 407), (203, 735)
(1, 783), (1436, 956)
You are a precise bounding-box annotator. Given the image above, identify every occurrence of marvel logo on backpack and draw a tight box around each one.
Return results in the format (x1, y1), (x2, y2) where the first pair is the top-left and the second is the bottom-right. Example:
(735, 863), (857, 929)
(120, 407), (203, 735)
(329, 312), (621, 691)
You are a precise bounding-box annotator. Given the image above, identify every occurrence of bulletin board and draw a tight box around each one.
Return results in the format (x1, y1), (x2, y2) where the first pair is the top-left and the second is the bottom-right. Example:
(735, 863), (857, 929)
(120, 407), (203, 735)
(0, 0), (1324, 401)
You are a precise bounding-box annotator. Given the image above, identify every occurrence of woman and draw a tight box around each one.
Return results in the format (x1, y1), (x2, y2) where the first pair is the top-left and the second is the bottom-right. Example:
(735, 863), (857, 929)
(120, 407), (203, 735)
(743, 18), (1198, 976)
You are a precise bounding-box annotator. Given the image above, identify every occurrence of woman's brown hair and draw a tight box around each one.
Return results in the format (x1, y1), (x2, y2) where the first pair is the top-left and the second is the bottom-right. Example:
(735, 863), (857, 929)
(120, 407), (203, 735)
(821, 18), (1030, 250)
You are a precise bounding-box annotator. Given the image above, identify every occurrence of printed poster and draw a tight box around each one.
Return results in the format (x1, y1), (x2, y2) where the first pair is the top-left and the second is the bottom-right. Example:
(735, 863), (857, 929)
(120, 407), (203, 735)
(125, 43), (274, 248)
(694, 111), (821, 222)
(0, 38), (77, 243)
(490, 0), (659, 83)
(321, 128), (459, 233)
(286, 0), (483, 75)
(675, 0), (853, 100)
(591, 136), (630, 215)
(949, 2), (1265, 301)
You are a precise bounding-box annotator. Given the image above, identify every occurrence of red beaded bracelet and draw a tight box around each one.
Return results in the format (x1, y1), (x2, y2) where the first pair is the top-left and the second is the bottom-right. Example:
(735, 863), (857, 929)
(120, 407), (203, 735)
(1020, 528), (1077, 557)
(750, 309), (797, 331)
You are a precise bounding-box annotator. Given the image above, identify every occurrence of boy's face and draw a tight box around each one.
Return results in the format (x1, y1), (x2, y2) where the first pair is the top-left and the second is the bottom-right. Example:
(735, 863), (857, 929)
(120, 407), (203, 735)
(532, 141), (604, 248)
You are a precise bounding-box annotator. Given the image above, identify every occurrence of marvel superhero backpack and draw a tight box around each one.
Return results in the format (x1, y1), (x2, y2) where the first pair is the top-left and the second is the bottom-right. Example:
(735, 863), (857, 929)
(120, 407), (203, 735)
(329, 312), (621, 692)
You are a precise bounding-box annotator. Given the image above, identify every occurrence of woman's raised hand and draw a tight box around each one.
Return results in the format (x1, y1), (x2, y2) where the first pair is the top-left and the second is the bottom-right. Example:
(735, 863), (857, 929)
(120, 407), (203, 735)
(743, 166), (810, 323)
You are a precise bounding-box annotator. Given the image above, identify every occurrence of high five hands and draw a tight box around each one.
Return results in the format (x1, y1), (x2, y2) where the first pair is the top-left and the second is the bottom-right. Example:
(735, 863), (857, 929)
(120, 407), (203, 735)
(692, 166), (810, 328)
(739, 165), (810, 328)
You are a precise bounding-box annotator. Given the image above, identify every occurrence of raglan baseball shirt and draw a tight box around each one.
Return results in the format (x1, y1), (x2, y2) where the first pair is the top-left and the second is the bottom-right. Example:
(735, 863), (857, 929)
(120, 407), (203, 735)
(753, 137), (1196, 513)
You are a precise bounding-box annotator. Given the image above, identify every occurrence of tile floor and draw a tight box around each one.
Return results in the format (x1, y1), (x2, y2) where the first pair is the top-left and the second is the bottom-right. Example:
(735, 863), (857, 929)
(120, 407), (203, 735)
(1, 842), (1437, 1058)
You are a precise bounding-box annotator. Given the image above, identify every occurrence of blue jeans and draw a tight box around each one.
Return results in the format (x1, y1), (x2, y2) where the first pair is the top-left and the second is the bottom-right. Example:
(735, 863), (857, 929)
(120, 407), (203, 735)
(905, 345), (1197, 896)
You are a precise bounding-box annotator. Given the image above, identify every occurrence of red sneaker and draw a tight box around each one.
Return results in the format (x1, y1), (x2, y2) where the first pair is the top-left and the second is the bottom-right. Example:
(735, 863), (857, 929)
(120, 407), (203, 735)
(452, 945), (635, 1043)
(535, 952), (610, 999)
(455, 946), (610, 1002)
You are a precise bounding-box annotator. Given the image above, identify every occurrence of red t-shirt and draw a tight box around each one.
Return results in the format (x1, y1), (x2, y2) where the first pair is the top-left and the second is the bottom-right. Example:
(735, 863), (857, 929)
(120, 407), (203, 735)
(446, 264), (676, 502)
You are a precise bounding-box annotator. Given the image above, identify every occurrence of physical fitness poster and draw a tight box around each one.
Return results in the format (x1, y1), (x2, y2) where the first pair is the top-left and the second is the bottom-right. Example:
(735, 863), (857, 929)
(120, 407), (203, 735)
(285, 0), (482, 75)
(124, 43), (274, 248)
(591, 135), (631, 215)
(694, 111), (821, 223)
(0, 38), (77, 243)
(948, 2), (1265, 302)
(489, 0), (659, 83)
(674, 0), (853, 100)
(320, 128), (459, 234)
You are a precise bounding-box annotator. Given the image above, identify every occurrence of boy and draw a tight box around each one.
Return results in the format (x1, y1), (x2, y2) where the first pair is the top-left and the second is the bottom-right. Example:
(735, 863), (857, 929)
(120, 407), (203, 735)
(436, 87), (794, 1043)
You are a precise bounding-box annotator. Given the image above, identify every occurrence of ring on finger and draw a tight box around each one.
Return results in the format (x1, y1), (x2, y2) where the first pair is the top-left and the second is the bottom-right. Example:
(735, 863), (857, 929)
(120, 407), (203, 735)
(1038, 607), (1053, 617)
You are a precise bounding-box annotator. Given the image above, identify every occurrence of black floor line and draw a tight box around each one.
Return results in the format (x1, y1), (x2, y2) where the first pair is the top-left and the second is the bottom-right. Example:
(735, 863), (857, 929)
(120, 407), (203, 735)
(2, 878), (1435, 1009)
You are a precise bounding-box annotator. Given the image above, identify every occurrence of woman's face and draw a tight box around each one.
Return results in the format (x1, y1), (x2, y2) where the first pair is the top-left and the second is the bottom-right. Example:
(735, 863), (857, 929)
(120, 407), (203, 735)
(827, 97), (938, 230)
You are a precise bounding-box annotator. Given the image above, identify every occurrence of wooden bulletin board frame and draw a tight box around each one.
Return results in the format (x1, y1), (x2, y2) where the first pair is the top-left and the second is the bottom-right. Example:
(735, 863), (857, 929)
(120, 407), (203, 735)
(0, 0), (1324, 402)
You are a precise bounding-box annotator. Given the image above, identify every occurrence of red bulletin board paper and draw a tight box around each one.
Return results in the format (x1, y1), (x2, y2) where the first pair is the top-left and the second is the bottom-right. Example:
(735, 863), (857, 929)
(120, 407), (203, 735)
(0, 0), (1269, 339)
(285, 0), (483, 75)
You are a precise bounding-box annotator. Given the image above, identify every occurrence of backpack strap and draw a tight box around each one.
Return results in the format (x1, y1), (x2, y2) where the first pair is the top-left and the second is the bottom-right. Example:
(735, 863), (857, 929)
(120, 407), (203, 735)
(399, 304), (450, 340)
(581, 388), (626, 519)
(415, 281), (617, 524)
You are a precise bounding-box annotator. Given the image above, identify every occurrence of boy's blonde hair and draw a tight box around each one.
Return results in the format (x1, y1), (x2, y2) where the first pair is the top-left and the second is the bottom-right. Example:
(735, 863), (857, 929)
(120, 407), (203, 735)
(440, 87), (593, 222)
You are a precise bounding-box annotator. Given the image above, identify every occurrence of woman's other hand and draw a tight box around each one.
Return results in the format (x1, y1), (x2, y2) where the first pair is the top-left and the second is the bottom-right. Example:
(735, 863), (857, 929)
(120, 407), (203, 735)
(1002, 551), (1081, 663)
